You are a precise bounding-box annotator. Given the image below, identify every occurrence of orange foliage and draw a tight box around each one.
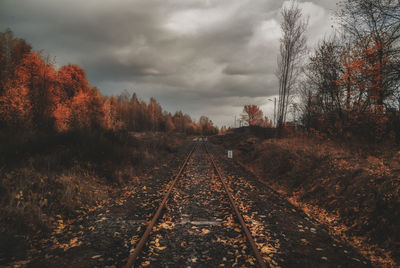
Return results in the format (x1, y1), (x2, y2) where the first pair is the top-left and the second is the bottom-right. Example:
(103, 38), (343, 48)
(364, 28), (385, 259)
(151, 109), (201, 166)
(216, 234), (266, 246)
(70, 91), (92, 129)
(57, 64), (90, 100)
(0, 83), (32, 129)
(305, 32), (396, 141)
(241, 105), (263, 126)
(15, 52), (57, 129)
(0, 30), (218, 135)
(263, 117), (273, 127)
(53, 102), (71, 132)
(337, 35), (391, 114)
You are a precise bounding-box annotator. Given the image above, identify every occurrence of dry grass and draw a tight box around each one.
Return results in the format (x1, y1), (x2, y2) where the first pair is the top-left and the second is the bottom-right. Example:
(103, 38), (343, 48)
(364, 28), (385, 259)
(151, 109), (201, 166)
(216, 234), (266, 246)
(213, 129), (400, 266)
(0, 166), (109, 235)
(0, 130), (185, 236)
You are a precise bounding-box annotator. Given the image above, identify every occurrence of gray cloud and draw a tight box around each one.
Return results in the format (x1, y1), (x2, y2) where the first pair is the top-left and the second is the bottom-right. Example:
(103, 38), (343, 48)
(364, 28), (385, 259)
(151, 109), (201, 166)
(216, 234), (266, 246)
(0, 0), (338, 126)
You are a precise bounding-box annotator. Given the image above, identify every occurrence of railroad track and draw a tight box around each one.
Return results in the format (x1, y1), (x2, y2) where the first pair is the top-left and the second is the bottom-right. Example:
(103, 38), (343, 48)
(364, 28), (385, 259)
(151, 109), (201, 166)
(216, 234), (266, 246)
(125, 139), (267, 268)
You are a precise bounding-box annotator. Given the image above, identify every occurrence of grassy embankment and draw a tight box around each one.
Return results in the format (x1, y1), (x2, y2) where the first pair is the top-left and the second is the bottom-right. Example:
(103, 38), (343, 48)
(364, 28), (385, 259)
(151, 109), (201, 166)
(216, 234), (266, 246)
(0, 130), (184, 259)
(212, 127), (400, 266)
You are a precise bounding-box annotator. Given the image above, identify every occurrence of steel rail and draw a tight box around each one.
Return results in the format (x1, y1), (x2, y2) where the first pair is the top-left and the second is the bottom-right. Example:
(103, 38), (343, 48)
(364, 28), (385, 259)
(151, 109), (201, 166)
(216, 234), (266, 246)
(203, 142), (267, 268)
(125, 142), (198, 268)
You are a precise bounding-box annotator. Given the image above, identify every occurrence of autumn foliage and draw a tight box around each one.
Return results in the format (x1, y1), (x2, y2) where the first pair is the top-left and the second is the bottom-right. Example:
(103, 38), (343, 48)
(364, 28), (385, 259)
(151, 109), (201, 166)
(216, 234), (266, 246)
(240, 105), (272, 128)
(0, 30), (217, 136)
(298, 0), (400, 142)
(241, 105), (263, 126)
(301, 34), (399, 141)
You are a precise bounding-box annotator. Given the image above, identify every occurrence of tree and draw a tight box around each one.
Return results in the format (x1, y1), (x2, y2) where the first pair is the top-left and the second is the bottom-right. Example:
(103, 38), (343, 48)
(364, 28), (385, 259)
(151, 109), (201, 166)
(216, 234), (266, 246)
(0, 81), (32, 130)
(86, 87), (104, 130)
(307, 37), (343, 112)
(298, 0), (400, 140)
(54, 64), (92, 131)
(276, 1), (308, 130)
(14, 52), (57, 131)
(199, 116), (216, 135)
(338, 0), (400, 110)
(172, 111), (186, 132)
(102, 97), (117, 130)
(0, 29), (31, 95)
(148, 97), (163, 131)
(263, 117), (273, 127)
(161, 113), (175, 132)
(115, 90), (131, 130)
(57, 64), (90, 99)
(53, 64), (105, 131)
(300, 36), (345, 134)
(241, 105), (263, 126)
(0, 30), (219, 135)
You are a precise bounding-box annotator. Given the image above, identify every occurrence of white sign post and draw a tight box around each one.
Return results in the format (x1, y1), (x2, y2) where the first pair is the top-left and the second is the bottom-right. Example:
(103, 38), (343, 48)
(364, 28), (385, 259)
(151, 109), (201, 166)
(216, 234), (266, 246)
(227, 150), (233, 159)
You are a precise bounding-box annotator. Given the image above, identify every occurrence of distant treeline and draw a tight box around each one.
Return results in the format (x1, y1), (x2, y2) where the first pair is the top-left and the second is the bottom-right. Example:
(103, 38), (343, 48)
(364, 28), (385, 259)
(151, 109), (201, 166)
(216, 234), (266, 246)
(0, 29), (217, 136)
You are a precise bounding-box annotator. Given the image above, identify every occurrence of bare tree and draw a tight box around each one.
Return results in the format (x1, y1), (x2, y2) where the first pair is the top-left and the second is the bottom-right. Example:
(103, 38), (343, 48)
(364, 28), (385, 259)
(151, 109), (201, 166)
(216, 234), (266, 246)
(276, 1), (308, 130)
(306, 37), (344, 111)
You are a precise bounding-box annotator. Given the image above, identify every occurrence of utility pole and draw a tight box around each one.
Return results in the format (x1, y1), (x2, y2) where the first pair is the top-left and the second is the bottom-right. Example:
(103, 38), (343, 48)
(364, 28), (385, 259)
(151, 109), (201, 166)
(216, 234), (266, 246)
(268, 98), (277, 127)
(234, 115), (236, 128)
(273, 97), (276, 127)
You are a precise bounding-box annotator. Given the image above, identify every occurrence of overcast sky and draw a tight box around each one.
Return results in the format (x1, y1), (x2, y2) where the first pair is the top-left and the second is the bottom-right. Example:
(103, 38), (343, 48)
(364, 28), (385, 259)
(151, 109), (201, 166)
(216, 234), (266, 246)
(0, 0), (339, 126)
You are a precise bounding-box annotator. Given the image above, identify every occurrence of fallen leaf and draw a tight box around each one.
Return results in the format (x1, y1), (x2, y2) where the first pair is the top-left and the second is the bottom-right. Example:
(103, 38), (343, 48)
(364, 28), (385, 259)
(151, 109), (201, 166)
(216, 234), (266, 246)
(69, 237), (81, 248)
(201, 228), (211, 235)
(160, 222), (173, 229)
(261, 245), (276, 254)
(13, 260), (31, 266)
(300, 238), (309, 244)
(141, 261), (150, 266)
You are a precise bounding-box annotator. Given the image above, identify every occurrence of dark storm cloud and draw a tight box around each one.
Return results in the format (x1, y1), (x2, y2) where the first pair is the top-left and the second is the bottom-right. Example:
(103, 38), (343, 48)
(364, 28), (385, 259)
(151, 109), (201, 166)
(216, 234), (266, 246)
(0, 0), (339, 126)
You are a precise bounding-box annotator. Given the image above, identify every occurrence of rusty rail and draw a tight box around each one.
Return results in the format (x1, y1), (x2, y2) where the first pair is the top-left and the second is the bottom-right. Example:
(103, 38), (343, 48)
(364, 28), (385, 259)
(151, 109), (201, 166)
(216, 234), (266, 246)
(125, 142), (198, 268)
(203, 142), (267, 268)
